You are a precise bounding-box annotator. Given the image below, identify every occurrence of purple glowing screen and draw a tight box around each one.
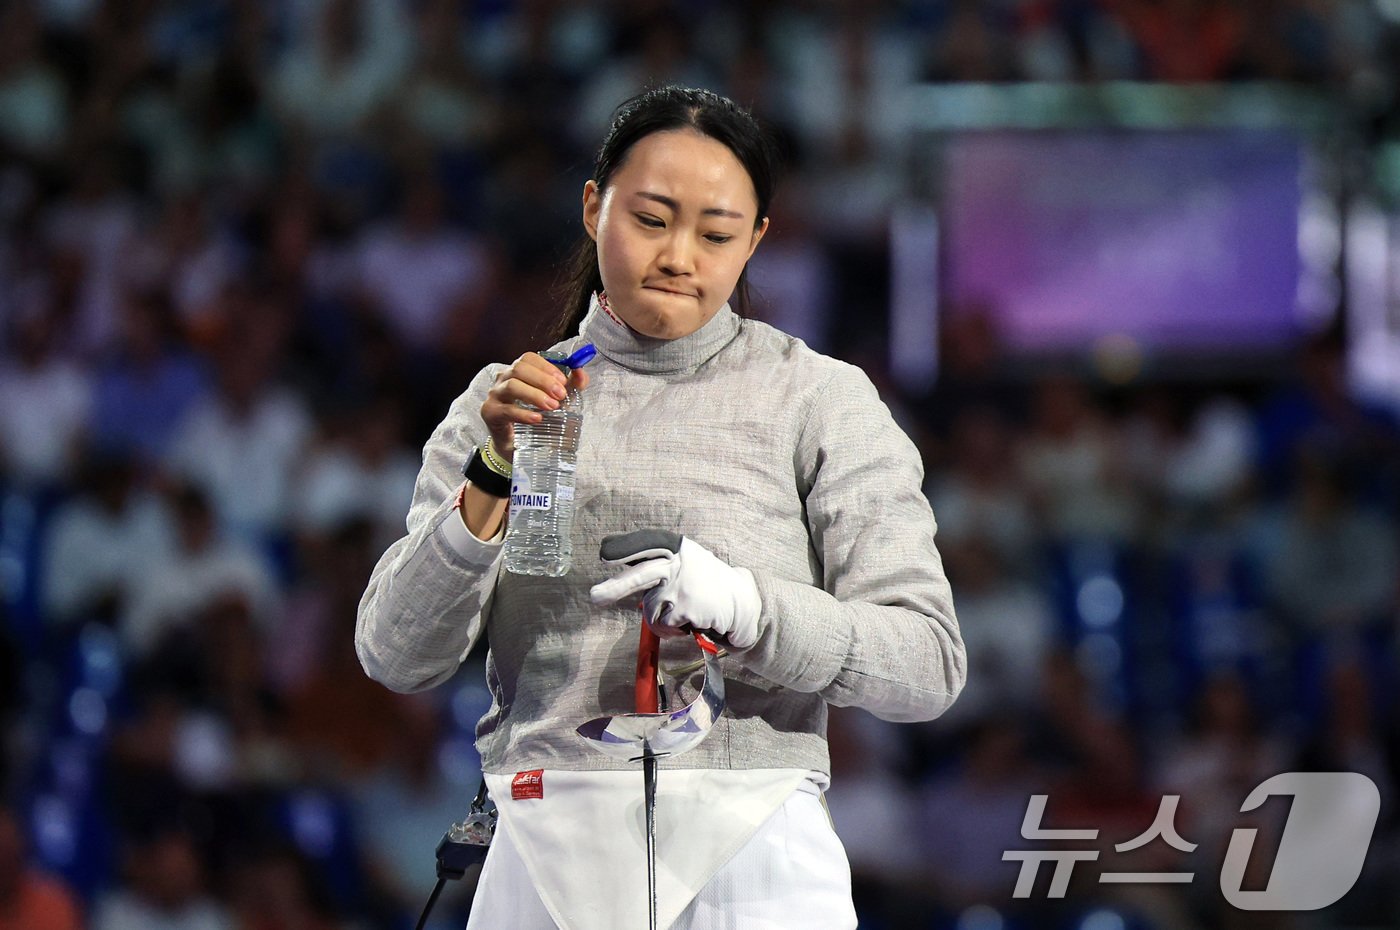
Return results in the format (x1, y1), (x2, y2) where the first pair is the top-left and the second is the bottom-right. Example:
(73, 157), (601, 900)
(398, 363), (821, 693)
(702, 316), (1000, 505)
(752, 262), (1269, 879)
(942, 131), (1304, 352)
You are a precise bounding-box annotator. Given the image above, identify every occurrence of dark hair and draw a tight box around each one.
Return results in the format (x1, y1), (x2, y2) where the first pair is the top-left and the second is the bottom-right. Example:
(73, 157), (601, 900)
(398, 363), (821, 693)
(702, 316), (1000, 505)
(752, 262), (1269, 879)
(548, 86), (781, 342)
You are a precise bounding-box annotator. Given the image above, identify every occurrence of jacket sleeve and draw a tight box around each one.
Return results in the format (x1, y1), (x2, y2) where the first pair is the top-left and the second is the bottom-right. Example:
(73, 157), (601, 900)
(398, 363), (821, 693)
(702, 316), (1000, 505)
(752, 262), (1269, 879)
(735, 363), (965, 723)
(355, 365), (506, 692)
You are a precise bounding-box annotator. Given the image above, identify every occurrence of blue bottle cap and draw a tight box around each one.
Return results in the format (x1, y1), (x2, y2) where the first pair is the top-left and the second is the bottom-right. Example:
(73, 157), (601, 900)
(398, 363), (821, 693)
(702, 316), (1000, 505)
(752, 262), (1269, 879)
(562, 343), (597, 370)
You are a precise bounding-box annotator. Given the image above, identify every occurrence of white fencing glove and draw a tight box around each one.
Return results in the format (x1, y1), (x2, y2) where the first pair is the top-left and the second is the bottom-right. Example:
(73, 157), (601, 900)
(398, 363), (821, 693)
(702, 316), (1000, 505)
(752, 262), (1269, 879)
(589, 530), (762, 649)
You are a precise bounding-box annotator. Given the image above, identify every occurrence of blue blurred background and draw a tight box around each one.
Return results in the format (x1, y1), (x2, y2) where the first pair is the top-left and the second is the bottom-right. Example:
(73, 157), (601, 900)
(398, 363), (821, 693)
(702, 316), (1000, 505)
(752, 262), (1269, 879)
(1, 2), (1399, 929)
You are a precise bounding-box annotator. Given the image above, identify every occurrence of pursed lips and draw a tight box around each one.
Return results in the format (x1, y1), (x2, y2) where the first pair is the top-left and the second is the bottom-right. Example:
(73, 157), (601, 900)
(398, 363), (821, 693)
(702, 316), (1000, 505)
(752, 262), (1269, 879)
(644, 285), (698, 298)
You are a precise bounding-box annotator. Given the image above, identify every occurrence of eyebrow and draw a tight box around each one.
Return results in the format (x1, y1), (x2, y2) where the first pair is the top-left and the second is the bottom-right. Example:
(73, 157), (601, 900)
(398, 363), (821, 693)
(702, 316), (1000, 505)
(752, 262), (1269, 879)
(635, 191), (746, 220)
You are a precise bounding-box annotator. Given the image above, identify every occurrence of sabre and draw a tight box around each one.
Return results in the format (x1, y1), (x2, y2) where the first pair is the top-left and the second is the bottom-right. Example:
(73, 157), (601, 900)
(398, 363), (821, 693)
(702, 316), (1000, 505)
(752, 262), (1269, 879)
(577, 532), (726, 930)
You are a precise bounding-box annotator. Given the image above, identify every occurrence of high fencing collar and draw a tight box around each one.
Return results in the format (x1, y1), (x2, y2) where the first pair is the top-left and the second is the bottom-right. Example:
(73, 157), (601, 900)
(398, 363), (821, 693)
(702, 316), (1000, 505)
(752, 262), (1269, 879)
(579, 291), (740, 375)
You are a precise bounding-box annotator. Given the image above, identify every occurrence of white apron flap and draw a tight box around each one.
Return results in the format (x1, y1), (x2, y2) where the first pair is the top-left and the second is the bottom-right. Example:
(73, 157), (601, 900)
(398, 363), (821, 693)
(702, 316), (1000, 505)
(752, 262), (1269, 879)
(483, 768), (809, 930)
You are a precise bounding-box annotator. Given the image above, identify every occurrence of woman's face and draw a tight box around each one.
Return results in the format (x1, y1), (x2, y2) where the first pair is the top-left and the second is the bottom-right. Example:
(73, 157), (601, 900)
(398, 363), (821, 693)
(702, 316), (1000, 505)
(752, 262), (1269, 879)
(583, 129), (768, 340)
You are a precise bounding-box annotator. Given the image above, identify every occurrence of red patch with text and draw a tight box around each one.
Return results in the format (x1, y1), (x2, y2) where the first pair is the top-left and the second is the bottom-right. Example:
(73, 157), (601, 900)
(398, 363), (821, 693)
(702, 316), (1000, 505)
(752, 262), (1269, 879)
(512, 770), (544, 800)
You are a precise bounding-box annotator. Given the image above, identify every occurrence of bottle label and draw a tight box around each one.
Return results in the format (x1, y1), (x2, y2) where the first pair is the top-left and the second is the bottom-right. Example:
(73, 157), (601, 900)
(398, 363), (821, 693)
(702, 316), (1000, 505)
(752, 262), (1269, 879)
(510, 466), (552, 512)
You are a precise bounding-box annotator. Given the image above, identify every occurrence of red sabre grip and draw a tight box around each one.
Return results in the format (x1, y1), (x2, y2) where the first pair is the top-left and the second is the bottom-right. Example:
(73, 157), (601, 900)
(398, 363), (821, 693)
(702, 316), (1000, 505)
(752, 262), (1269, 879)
(635, 622), (660, 713)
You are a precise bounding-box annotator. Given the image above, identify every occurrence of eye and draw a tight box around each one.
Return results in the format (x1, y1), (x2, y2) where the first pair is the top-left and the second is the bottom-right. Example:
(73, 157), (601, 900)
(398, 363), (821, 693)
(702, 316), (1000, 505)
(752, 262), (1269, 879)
(635, 214), (664, 228)
(704, 234), (734, 244)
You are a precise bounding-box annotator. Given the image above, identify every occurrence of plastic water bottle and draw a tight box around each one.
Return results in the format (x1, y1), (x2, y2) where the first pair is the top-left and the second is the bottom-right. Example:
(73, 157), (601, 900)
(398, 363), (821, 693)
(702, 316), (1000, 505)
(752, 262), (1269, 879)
(504, 345), (595, 576)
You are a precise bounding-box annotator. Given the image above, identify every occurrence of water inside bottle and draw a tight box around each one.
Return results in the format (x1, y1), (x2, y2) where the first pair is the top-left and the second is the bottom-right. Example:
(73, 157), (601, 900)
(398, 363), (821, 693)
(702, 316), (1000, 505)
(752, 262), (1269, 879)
(504, 391), (582, 576)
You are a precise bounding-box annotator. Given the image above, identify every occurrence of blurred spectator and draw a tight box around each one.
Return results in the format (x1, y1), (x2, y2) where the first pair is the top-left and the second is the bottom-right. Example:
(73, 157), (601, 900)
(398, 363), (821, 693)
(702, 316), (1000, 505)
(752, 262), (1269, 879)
(0, 166), (44, 358)
(800, 125), (903, 246)
(483, 4), (593, 148)
(283, 588), (403, 781)
(1154, 674), (1292, 877)
(939, 536), (1058, 727)
(92, 824), (233, 930)
(351, 693), (477, 929)
(41, 150), (141, 353)
(1256, 335), (1400, 500)
(1322, 0), (1390, 85)
(393, 0), (497, 154)
(745, 195), (833, 352)
(227, 843), (343, 930)
(825, 707), (923, 928)
(107, 690), (228, 830)
(1166, 532), (1273, 696)
(1296, 660), (1397, 799)
(0, 805), (83, 930)
(125, 52), (279, 197)
(89, 290), (209, 466)
(1019, 376), (1139, 542)
(1043, 718), (1196, 930)
(354, 169), (495, 352)
(1229, 0), (1324, 81)
(0, 307), (92, 490)
(1283, 660), (1398, 927)
(267, 518), (376, 697)
(478, 133), (579, 278)
(165, 306), (312, 541)
(271, 0), (412, 143)
(1014, 0), (1139, 82)
(927, 405), (1038, 567)
(918, 1), (1020, 83)
(916, 719), (1046, 912)
(40, 450), (174, 627)
(718, 34), (788, 142)
(571, 7), (717, 151)
(1261, 454), (1398, 646)
(777, 4), (917, 164)
(1027, 649), (1117, 768)
(1107, 0), (1245, 82)
(925, 299), (1022, 444)
(281, 188), (360, 309)
(132, 589), (294, 794)
(122, 483), (279, 657)
(1123, 391), (1257, 517)
(127, 194), (245, 336)
(291, 395), (418, 549)
(0, 2), (69, 157)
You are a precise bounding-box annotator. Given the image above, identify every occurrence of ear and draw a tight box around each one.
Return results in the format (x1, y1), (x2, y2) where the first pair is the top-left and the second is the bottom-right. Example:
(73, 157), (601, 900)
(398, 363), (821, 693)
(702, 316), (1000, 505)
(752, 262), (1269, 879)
(582, 180), (602, 242)
(745, 216), (770, 262)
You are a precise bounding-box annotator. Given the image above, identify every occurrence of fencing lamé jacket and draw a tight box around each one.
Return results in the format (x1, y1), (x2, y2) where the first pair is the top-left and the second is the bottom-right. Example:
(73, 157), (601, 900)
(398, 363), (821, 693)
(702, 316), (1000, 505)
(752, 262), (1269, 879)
(356, 296), (964, 778)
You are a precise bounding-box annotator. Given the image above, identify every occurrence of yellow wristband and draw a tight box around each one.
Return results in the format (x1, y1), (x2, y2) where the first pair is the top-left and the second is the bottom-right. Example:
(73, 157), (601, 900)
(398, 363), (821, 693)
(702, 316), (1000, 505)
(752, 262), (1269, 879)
(482, 439), (512, 478)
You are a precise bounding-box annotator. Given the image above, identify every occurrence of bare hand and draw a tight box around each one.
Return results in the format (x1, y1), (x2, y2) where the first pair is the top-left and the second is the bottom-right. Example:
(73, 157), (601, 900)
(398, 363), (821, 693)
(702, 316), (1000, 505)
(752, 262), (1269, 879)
(481, 353), (591, 461)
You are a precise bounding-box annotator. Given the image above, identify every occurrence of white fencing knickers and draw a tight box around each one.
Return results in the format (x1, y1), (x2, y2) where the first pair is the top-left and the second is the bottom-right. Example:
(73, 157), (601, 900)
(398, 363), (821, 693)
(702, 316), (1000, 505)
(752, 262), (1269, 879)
(464, 775), (857, 930)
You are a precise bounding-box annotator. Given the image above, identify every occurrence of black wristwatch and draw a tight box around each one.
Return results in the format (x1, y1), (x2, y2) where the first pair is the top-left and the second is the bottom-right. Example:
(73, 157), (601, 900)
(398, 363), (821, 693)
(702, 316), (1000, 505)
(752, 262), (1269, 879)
(462, 447), (511, 498)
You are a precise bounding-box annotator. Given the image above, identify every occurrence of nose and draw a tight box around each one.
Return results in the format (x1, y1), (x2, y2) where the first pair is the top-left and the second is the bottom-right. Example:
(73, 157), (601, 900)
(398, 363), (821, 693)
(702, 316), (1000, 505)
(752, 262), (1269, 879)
(657, 231), (695, 277)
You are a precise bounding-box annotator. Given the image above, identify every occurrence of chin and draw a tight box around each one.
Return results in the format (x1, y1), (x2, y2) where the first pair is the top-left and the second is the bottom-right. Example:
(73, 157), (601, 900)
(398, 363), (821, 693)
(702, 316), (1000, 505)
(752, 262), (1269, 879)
(619, 292), (706, 339)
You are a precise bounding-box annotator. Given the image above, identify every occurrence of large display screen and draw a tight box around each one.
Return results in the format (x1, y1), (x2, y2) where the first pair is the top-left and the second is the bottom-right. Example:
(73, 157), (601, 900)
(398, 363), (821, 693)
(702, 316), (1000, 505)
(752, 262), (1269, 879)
(940, 131), (1308, 353)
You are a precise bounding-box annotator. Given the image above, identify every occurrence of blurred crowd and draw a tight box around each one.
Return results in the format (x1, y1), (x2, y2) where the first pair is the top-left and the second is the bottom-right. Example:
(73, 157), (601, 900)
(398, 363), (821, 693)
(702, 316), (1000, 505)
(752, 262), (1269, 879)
(2, 1), (1400, 930)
